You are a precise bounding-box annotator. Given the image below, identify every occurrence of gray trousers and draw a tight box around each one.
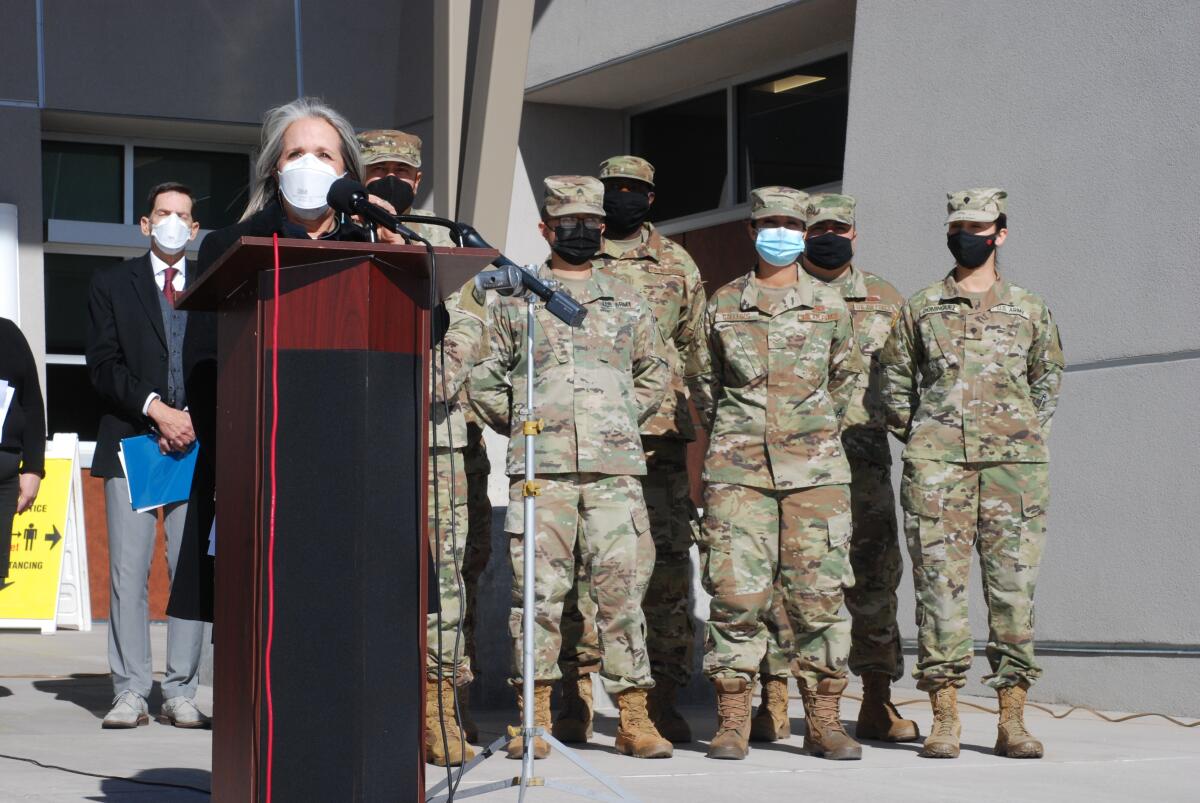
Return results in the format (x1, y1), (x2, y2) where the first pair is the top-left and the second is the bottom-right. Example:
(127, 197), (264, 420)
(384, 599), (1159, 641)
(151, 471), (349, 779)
(104, 477), (204, 701)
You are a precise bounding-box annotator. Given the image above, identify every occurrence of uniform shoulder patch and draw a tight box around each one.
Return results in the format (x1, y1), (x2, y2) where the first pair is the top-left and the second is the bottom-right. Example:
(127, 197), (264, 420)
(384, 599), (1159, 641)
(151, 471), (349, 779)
(989, 303), (1031, 319)
(919, 303), (961, 318)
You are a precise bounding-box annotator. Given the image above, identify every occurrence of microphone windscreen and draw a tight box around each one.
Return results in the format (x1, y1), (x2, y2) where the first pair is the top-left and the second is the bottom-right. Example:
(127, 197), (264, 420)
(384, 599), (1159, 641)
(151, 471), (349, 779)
(327, 176), (368, 215)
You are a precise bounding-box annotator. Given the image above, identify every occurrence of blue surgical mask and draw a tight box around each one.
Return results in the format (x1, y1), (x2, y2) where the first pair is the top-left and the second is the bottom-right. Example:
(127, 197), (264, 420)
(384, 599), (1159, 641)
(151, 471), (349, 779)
(754, 226), (806, 267)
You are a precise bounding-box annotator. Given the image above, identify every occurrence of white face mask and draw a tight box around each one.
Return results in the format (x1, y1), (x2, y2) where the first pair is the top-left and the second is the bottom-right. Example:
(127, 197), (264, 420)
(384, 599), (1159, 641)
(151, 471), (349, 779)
(151, 213), (193, 254)
(277, 153), (342, 219)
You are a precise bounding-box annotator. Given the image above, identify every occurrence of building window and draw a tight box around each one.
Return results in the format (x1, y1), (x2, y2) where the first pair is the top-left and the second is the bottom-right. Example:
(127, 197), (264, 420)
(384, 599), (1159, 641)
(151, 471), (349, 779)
(45, 364), (104, 443)
(133, 146), (251, 230)
(42, 141), (124, 224)
(43, 254), (123, 354)
(736, 54), (850, 199)
(630, 90), (727, 223)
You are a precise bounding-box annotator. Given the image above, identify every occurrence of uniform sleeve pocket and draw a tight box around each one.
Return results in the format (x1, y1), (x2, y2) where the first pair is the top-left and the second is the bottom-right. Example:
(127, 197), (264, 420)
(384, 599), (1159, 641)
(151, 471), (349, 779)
(826, 510), (852, 548)
(901, 472), (943, 517)
(632, 504), (651, 535)
(1020, 484), (1048, 518)
(503, 483), (524, 534)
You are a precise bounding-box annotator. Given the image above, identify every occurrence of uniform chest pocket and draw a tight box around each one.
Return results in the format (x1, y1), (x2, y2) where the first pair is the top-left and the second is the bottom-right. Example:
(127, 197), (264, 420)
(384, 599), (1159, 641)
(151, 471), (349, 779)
(535, 310), (571, 365)
(918, 313), (961, 369)
(862, 312), (896, 356)
(714, 322), (765, 386)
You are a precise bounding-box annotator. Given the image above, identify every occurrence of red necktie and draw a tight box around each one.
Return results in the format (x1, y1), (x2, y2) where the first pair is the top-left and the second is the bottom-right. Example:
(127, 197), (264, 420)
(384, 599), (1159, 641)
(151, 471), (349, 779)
(162, 267), (178, 308)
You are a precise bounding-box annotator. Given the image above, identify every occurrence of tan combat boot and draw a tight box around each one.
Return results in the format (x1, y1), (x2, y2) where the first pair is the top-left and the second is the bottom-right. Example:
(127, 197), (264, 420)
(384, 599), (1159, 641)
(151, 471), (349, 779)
(920, 686), (962, 758)
(647, 677), (693, 743)
(459, 682), (479, 744)
(615, 688), (674, 758)
(706, 677), (753, 760)
(855, 671), (920, 742)
(749, 676), (791, 742)
(425, 679), (476, 767)
(552, 674), (594, 743)
(995, 683), (1044, 758)
(505, 682), (552, 760)
(798, 677), (862, 760)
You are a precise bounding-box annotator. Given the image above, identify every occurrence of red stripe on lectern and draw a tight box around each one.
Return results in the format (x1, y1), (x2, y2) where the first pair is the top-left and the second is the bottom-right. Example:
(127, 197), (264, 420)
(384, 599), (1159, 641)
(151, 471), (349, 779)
(265, 234), (281, 802)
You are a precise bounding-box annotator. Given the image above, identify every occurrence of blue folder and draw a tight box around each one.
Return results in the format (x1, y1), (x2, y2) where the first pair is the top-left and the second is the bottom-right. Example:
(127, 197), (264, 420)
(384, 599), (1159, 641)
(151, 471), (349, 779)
(118, 434), (198, 512)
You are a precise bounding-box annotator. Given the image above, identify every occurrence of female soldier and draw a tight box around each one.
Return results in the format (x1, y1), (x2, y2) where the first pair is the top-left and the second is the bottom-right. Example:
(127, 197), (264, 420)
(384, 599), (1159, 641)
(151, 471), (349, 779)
(689, 186), (866, 761)
(880, 188), (1064, 759)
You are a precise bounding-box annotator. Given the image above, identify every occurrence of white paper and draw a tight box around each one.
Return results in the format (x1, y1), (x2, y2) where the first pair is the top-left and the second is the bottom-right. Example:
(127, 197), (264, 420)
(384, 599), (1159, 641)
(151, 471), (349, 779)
(116, 440), (163, 514)
(0, 380), (13, 434)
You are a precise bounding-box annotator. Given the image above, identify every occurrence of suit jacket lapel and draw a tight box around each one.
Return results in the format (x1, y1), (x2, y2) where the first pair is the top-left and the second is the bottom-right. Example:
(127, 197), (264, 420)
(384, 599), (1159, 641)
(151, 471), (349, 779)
(132, 253), (168, 348)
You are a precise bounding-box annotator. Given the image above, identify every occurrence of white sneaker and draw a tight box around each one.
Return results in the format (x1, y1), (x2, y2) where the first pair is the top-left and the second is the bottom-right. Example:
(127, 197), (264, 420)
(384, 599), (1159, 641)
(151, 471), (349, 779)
(102, 691), (149, 729)
(158, 696), (209, 729)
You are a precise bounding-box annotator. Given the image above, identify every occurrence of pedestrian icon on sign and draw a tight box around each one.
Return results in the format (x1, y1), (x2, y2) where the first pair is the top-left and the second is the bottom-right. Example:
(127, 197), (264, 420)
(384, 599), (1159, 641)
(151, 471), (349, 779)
(24, 523), (37, 551)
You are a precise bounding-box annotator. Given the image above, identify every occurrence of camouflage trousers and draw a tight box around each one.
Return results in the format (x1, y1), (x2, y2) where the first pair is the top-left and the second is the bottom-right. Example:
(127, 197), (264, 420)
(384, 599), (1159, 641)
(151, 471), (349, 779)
(460, 469), (493, 678)
(702, 482), (854, 687)
(427, 449), (471, 684)
(901, 459), (1048, 691)
(506, 473), (655, 695)
(559, 439), (699, 685)
(758, 459), (904, 680)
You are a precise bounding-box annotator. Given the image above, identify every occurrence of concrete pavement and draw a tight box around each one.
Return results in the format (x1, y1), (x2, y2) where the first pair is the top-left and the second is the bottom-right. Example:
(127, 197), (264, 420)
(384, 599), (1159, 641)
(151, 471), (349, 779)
(1, 626), (1196, 801)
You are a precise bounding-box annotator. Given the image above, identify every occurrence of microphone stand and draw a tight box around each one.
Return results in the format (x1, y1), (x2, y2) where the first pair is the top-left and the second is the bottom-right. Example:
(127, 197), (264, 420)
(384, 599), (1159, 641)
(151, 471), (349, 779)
(424, 270), (636, 803)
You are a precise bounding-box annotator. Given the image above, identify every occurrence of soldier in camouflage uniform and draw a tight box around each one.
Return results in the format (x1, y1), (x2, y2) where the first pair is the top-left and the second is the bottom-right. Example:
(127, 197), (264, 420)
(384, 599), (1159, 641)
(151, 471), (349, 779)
(753, 194), (920, 744)
(359, 130), (482, 766)
(469, 175), (675, 760)
(688, 186), (867, 762)
(358, 129), (456, 247)
(556, 155), (707, 744)
(879, 188), (1064, 760)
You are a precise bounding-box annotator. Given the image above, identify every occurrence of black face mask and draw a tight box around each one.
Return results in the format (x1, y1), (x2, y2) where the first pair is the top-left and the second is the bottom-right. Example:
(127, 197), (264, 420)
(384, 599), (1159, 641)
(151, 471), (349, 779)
(365, 175), (415, 216)
(947, 230), (997, 268)
(804, 232), (854, 269)
(602, 190), (651, 237)
(551, 224), (602, 265)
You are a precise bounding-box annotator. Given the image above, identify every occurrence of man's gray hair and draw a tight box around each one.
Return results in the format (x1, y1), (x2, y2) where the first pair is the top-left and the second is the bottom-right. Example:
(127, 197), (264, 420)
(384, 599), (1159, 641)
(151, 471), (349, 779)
(241, 97), (364, 221)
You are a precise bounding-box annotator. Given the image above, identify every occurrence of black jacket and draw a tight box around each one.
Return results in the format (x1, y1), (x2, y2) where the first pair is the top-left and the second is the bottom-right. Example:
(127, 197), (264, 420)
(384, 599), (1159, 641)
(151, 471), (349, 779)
(85, 253), (190, 479)
(166, 202), (370, 623)
(0, 317), (46, 476)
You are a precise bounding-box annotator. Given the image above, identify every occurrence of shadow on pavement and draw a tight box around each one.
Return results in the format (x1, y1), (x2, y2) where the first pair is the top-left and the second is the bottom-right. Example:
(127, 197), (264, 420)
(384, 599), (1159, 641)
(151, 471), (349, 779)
(33, 675), (164, 719)
(86, 768), (211, 800)
(0, 686), (11, 698)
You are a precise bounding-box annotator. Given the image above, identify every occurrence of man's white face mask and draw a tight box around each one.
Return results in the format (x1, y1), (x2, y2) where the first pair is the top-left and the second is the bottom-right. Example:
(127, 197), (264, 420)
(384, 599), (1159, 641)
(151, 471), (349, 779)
(151, 213), (192, 254)
(277, 153), (342, 219)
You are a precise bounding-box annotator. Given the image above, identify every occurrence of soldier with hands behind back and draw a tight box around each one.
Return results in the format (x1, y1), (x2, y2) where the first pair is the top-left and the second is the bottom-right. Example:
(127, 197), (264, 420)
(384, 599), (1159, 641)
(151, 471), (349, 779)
(879, 188), (1064, 759)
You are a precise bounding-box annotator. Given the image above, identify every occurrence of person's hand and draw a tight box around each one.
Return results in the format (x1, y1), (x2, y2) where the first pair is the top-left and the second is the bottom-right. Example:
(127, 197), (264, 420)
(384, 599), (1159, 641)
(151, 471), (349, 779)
(148, 399), (195, 452)
(158, 436), (172, 455)
(365, 194), (405, 242)
(16, 473), (41, 514)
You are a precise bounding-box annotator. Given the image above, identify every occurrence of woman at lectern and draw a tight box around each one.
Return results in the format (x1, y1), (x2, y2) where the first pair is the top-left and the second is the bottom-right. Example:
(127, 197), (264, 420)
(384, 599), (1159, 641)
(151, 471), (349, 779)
(166, 97), (373, 625)
(0, 317), (45, 585)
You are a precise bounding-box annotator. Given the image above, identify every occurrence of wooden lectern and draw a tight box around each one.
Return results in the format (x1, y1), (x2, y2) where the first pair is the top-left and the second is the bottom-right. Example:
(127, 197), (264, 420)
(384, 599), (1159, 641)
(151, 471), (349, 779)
(179, 238), (497, 802)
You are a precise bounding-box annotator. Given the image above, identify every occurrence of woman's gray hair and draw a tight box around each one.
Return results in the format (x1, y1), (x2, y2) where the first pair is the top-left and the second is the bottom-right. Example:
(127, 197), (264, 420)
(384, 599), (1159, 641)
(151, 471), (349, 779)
(241, 97), (364, 221)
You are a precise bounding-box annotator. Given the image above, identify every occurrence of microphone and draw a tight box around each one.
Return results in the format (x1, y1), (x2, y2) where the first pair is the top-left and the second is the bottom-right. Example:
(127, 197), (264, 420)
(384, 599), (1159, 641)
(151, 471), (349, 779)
(461, 224), (587, 328)
(327, 177), (425, 243)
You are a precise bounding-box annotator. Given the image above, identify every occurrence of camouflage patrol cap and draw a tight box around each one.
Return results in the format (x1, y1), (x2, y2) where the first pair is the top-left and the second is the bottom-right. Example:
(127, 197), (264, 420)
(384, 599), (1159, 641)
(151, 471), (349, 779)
(543, 175), (605, 217)
(806, 193), (856, 227)
(946, 187), (1007, 224)
(356, 129), (422, 168)
(750, 186), (809, 221)
(598, 155), (655, 188)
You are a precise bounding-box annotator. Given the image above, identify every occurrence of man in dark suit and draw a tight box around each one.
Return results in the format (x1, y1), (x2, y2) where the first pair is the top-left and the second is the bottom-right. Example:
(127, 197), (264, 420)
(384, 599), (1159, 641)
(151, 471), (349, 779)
(86, 182), (207, 730)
